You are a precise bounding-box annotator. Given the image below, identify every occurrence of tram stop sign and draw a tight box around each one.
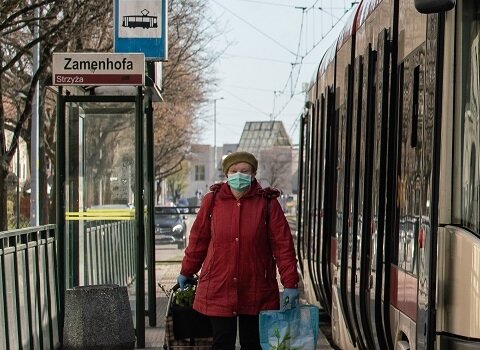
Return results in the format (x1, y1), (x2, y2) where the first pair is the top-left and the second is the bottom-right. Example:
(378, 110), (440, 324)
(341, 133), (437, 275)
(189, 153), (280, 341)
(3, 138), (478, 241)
(52, 53), (145, 86)
(114, 0), (168, 61)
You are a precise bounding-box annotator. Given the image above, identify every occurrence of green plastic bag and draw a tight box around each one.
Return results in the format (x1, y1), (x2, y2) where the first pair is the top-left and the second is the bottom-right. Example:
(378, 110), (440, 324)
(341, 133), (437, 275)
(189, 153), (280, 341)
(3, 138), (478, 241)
(259, 305), (319, 350)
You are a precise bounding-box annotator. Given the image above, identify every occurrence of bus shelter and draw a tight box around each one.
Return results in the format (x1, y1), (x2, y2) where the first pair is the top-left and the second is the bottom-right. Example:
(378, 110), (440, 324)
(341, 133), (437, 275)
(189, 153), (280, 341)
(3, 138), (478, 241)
(53, 54), (159, 347)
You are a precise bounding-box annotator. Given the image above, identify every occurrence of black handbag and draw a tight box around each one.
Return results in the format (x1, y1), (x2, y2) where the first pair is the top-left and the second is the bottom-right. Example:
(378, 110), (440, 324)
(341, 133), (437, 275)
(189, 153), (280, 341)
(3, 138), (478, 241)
(171, 303), (212, 340)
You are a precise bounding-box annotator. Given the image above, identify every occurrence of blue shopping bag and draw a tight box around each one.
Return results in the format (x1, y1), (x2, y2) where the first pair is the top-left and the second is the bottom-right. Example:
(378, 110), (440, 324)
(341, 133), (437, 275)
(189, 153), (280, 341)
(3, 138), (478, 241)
(259, 305), (319, 350)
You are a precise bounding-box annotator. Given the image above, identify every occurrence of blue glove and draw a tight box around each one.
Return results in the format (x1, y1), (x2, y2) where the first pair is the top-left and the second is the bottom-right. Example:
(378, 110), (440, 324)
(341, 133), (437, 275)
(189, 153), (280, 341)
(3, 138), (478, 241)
(177, 274), (191, 289)
(281, 288), (299, 310)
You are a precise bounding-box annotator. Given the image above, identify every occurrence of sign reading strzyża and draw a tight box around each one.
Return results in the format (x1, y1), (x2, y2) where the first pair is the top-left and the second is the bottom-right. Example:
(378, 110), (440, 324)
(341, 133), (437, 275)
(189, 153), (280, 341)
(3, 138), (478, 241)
(52, 52), (145, 86)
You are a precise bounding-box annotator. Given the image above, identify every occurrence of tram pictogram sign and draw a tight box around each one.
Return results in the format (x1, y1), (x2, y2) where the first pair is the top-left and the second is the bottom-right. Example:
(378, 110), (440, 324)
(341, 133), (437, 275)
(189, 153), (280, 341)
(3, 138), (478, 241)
(52, 53), (145, 86)
(114, 0), (168, 61)
(122, 9), (158, 29)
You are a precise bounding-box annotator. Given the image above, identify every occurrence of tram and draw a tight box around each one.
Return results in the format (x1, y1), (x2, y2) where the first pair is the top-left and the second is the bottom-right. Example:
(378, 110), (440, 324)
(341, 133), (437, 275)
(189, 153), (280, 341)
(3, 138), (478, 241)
(297, 0), (479, 349)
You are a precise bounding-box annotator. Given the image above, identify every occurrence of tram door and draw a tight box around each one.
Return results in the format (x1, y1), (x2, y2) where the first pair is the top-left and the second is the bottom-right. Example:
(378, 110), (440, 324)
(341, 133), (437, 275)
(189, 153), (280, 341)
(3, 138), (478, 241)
(347, 43), (379, 350)
(395, 32), (437, 349)
(369, 29), (392, 350)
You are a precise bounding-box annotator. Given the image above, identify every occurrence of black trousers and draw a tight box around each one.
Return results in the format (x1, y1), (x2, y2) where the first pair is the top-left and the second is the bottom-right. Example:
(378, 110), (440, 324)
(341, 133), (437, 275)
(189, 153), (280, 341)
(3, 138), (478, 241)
(209, 315), (262, 350)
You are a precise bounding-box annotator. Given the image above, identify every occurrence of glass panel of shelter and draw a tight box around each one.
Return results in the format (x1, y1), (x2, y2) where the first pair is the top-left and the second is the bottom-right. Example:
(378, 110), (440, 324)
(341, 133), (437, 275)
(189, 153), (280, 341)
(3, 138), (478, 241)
(64, 100), (137, 317)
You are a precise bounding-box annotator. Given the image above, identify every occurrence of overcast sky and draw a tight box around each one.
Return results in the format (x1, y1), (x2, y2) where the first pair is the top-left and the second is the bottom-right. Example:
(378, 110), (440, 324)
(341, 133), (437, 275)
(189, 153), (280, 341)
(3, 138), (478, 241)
(197, 0), (357, 147)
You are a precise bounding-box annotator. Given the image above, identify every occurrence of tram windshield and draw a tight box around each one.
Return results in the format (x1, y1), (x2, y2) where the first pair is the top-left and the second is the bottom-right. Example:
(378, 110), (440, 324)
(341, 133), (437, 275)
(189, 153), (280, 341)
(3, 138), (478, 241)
(457, 0), (480, 231)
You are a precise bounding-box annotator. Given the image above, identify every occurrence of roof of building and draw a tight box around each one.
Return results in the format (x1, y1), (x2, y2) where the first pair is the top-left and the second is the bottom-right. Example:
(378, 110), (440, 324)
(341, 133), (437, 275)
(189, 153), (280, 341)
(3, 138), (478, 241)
(237, 121), (291, 154)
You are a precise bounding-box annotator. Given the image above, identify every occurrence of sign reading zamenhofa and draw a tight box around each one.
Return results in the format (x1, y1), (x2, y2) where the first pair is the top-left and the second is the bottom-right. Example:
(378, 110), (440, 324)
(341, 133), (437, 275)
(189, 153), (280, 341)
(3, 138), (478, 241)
(52, 53), (145, 85)
(114, 0), (168, 61)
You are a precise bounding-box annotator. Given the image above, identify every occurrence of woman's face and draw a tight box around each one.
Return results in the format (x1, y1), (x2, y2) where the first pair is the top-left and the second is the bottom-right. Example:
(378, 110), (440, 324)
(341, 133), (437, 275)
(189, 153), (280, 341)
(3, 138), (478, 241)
(227, 162), (255, 176)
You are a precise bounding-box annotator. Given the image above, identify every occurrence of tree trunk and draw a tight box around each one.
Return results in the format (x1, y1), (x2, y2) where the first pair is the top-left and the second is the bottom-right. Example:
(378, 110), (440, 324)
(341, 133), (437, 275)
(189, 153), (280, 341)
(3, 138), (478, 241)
(105, 173), (111, 203)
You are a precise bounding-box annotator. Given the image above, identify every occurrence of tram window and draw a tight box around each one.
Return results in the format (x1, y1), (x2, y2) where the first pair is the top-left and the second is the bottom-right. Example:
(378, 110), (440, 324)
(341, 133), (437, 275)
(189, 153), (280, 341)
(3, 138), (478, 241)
(411, 66), (420, 148)
(455, 1), (480, 232)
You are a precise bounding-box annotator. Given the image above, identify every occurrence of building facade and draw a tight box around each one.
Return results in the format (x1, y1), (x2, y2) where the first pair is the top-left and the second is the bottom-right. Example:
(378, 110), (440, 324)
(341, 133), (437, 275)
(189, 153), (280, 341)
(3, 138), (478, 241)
(182, 121), (298, 206)
(237, 121), (297, 195)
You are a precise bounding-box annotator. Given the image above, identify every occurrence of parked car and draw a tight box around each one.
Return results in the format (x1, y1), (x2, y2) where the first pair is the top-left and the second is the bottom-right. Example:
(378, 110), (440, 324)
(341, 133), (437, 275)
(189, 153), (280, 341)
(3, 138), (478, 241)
(176, 198), (190, 214)
(154, 206), (187, 248)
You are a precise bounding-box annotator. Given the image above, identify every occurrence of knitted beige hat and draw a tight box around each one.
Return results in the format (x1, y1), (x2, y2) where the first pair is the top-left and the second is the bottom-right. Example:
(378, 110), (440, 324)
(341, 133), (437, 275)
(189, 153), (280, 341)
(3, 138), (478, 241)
(222, 151), (258, 174)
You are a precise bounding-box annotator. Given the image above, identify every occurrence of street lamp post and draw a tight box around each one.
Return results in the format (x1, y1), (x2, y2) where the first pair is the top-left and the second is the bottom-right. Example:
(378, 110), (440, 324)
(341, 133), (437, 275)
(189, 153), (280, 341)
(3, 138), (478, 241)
(31, 7), (40, 226)
(16, 113), (20, 228)
(213, 97), (223, 181)
(14, 94), (26, 228)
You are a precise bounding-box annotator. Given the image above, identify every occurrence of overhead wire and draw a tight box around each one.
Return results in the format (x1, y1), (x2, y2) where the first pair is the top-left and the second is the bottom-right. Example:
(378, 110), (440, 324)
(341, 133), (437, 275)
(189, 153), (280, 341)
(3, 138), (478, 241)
(211, 0), (298, 56)
(269, 6), (307, 122)
(211, 0), (308, 126)
(235, 0), (293, 8)
(277, 1), (358, 105)
(271, 1), (356, 140)
(269, 0), (348, 121)
(210, 1), (356, 144)
(223, 53), (317, 65)
(318, 7), (344, 21)
(302, 3), (357, 58)
(223, 88), (271, 117)
(224, 84), (276, 92)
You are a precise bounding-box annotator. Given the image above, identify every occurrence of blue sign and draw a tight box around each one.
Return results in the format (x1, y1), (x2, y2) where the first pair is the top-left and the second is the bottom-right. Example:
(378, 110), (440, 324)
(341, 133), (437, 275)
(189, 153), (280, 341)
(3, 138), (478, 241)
(114, 0), (168, 61)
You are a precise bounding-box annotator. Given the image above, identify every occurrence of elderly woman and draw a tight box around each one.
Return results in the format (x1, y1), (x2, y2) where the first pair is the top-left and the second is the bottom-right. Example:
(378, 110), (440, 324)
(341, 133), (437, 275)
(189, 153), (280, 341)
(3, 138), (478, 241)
(177, 151), (299, 350)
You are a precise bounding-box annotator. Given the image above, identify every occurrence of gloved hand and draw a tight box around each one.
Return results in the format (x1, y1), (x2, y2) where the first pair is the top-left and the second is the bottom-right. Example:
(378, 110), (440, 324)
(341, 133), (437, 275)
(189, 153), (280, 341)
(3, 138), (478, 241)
(176, 274), (191, 289)
(281, 288), (299, 310)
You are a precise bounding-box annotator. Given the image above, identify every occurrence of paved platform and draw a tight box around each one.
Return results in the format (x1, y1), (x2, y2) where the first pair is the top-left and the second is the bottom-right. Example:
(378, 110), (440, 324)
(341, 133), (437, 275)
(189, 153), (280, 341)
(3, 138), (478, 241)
(138, 257), (336, 349)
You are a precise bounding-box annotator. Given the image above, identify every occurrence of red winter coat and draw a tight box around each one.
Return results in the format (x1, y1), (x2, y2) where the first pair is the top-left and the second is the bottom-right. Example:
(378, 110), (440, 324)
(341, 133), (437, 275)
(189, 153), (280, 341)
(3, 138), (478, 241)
(180, 180), (299, 317)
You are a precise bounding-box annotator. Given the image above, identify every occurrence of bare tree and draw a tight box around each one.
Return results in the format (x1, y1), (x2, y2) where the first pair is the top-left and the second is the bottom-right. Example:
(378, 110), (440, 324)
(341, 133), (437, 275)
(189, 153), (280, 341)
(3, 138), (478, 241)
(0, 0), (113, 229)
(258, 148), (293, 192)
(0, 0), (222, 229)
(166, 162), (189, 203)
(153, 0), (223, 184)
